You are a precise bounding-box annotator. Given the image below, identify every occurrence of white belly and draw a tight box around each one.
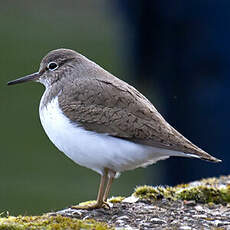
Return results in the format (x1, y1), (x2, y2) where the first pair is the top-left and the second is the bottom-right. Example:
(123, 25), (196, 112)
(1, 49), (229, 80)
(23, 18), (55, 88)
(39, 95), (187, 175)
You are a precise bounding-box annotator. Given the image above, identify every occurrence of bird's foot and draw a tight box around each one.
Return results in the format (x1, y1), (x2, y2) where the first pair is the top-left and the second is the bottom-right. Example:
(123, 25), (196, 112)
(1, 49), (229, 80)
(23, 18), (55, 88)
(71, 200), (111, 210)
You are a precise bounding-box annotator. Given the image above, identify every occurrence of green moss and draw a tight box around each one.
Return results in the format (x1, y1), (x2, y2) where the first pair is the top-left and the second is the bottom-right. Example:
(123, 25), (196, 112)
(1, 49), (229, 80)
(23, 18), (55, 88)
(176, 185), (230, 204)
(200, 177), (219, 185)
(108, 196), (125, 203)
(133, 185), (176, 201)
(76, 197), (125, 206)
(78, 200), (97, 206)
(134, 185), (160, 200)
(0, 215), (112, 230)
(175, 183), (189, 189)
(133, 183), (230, 204)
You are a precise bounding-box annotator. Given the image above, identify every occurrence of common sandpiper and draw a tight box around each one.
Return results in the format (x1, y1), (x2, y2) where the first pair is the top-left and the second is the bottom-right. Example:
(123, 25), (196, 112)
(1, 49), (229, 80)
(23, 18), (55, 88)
(8, 48), (221, 209)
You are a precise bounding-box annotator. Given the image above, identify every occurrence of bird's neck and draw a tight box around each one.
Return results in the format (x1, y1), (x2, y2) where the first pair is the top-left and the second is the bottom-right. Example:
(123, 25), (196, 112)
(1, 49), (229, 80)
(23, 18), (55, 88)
(39, 82), (63, 110)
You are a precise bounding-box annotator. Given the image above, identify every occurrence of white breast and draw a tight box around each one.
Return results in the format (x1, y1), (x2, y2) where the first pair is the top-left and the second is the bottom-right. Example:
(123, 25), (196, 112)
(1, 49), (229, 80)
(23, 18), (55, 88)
(39, 94), (188, 175)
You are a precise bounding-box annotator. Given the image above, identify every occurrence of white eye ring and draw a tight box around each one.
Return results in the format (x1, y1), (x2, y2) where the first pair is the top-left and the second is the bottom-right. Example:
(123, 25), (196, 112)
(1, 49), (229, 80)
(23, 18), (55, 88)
(47, 62), (58, 71)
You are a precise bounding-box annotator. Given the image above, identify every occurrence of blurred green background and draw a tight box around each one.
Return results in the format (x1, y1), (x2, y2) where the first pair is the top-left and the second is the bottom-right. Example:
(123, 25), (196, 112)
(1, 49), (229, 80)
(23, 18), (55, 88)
(0, 1), (158, 216)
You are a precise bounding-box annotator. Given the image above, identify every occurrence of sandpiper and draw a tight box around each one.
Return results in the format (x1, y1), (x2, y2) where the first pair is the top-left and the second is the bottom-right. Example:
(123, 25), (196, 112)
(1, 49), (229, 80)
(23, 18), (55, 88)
(8, 48), (221, 209)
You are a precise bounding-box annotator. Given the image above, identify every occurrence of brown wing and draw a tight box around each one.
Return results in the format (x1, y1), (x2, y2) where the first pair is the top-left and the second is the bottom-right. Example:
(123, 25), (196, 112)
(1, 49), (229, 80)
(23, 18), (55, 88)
(58, 70), (220, 162)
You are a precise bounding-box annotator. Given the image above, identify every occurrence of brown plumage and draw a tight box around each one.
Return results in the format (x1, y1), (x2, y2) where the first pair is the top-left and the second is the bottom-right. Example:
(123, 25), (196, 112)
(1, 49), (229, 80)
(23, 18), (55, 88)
(40, 49), (220, 162)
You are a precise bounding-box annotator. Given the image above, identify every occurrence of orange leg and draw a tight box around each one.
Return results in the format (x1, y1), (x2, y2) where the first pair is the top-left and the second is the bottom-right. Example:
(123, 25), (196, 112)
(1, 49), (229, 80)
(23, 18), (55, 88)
(103, 171), (115, 202)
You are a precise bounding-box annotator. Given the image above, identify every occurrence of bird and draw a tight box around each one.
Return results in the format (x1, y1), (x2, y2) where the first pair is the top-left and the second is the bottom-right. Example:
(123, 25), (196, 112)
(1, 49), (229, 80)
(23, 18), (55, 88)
(7, 48), (221, 209)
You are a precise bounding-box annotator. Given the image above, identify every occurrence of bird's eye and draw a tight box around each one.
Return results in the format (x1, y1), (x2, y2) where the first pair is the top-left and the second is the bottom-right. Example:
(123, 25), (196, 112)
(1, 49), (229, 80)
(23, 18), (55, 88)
(47, 62), (58, 71)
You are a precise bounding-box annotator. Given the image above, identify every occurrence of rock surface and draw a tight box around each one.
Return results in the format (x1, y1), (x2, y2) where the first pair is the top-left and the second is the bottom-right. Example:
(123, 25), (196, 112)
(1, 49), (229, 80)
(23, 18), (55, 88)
(53, 175), (230, 229)
(54, 198), (230, 229)
(1, 175), (230, 229)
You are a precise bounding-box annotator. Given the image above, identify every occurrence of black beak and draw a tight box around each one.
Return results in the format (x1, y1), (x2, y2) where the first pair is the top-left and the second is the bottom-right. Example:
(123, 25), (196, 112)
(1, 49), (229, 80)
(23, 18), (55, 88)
(7, 72), (41, 86)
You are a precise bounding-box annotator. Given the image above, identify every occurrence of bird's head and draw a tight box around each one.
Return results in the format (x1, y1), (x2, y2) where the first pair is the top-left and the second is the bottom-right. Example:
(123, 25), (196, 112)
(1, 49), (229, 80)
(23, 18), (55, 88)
(8, 48), (87, 88)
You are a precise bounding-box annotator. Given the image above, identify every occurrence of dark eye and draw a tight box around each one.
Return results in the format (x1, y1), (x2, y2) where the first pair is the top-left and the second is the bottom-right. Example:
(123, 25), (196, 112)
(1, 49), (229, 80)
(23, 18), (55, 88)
(47, 62), (58, 71)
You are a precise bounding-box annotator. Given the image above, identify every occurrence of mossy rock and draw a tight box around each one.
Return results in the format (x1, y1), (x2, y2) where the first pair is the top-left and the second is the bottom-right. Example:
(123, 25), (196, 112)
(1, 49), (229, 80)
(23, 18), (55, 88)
(0, 215), (112, 230)
(133, 176), (230, 204)
(1, 176), (229, 229)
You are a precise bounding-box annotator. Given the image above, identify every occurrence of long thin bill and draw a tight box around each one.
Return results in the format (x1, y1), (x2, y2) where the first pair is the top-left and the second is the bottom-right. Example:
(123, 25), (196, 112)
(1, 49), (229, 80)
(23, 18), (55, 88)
(7, 72), (40, 86)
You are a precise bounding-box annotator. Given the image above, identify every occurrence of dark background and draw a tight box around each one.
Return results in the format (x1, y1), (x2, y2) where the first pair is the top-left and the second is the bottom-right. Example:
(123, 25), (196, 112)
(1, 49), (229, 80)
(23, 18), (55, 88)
(0, 1), (228, 216)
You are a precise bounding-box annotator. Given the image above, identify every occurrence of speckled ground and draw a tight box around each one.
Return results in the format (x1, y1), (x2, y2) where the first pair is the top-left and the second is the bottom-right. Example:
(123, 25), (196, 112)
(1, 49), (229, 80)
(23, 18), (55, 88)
(52, 175), (230, 230)
(53, 199), (230, 229)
